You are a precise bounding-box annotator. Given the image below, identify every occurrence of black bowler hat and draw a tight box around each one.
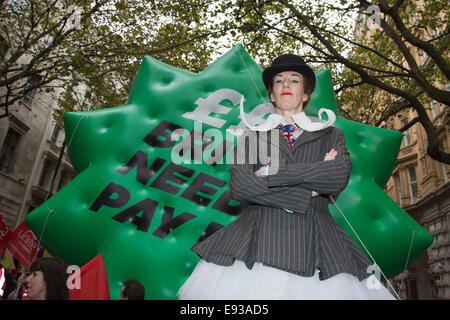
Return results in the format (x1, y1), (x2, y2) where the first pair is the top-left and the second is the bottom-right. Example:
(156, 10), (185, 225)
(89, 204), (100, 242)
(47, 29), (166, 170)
(262, 54), (316, 91)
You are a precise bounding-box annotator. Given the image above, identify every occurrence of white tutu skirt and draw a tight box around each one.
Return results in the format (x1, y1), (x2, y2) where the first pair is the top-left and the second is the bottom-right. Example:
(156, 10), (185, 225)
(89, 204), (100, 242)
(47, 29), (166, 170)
(177, 259), (396, 300)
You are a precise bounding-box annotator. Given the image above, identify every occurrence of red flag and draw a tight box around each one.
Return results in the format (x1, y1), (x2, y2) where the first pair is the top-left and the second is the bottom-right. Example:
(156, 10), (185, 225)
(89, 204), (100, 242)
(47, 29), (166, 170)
(6, 220), (38, 268)
(0, 215), (14, 258)
(69, 254), (111, 300)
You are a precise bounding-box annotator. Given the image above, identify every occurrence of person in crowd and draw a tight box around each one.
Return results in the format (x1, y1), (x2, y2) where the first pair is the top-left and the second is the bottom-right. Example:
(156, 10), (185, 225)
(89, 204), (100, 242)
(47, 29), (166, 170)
(5, 269), (26, 300)
(119, 279), (145, 300)
(24, 257), (69, 300)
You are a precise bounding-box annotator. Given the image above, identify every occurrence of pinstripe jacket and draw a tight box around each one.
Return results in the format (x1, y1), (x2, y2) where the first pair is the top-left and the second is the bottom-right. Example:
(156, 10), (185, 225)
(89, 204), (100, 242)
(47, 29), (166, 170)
(192, 126), (372, 281)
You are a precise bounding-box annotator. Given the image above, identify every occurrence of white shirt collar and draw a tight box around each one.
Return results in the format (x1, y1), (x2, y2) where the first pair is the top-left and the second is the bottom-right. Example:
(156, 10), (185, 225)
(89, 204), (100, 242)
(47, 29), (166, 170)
(239, 96), (336, 132)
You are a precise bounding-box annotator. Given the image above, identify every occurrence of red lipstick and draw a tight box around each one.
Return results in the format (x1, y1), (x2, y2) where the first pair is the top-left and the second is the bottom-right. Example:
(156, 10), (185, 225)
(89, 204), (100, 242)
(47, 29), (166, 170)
(281, 92), (292, 96)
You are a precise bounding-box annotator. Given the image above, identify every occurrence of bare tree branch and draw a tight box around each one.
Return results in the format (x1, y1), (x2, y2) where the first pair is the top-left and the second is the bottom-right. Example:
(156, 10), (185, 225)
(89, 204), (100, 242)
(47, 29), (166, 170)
(276, 0), (449, 164)
(335, 80), (366, 95)
(357, 0), (450, 106)
(375, 0), (450, 81)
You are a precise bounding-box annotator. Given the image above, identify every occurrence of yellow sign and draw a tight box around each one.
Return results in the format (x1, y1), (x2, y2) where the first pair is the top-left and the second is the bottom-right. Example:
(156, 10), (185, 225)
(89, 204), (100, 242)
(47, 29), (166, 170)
(43, 249), (53, 258)
(0, 249), (15, 270)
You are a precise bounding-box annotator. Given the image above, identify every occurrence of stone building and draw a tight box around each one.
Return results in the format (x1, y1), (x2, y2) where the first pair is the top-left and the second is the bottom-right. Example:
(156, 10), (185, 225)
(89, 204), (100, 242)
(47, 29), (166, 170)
(0, 8), (78, 231)
(380, 5), (450, 298)
(351, 1), (449, 300)
(385, 101), (449, 300)
(0, 74), (75, 231)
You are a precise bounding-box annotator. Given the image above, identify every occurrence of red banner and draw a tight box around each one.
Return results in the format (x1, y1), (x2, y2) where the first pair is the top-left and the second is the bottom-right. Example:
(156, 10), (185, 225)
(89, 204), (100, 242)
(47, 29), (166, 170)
(0, 215), (14, 258)
(6, 220), (38, 268)
(69, 254), (111, 300)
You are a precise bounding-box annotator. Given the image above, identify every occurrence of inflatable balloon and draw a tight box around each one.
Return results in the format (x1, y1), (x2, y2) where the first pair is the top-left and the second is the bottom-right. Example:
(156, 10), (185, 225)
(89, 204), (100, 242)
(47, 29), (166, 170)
(26, 44), (433, 299)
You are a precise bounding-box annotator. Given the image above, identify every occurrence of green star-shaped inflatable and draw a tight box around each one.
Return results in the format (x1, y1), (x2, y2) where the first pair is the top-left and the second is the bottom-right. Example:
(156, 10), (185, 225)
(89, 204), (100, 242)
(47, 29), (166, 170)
(27, 44), (433, 299)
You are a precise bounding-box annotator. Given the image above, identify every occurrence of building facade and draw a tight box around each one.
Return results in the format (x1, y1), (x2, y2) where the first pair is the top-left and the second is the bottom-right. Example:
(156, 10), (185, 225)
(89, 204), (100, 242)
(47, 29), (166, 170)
(350, 0), (449, 300)
(0, 79), (75, 231)
(385, 103), (449, 300)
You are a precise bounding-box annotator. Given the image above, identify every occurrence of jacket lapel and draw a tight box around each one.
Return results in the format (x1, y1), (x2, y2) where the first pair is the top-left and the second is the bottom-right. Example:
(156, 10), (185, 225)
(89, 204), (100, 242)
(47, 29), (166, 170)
(291, 127), (332, 153)
(258, 129), (295, 163)
(252, 127), (331, 163)
(276, 130), (296, 161)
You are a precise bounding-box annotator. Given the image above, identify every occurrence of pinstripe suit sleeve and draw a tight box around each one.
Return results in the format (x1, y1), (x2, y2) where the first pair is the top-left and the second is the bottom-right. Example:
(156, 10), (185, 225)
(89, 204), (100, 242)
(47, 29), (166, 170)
(266, 128), (352, 196)
(229, 133), (312, 214)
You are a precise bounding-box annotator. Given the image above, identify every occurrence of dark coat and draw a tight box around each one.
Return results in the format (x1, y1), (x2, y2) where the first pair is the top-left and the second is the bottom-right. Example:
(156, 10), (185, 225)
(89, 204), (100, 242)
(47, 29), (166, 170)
(192, 126), (372, 281)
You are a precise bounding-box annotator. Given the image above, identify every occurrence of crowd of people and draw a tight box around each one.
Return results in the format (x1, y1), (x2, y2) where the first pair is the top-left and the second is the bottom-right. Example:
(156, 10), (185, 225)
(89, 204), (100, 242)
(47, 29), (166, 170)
(0, 257), (145, 300)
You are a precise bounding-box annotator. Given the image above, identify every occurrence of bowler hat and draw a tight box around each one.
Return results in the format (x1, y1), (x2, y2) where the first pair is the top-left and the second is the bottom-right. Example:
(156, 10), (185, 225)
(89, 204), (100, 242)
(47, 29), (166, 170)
(262, 54), (315, 91)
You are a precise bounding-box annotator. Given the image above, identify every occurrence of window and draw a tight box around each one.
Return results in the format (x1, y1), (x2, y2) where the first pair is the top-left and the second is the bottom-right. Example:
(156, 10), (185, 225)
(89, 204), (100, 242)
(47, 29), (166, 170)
(407, 166), (418, 202)
(395, 173), (403, 206)
(442, 163), (448, 184)
(0, 35), (9, 59)
(412, 10), (418, 25)
(23, 74), (41, 107)
(430, 101), (438, 119)
(433, 26), (439, 38)
(51, 124), (60, 143)
(0, 128), (21, 173)
(57, 170), (67, 191)
(418, 49), (428, 65)
(402, 119), (411, 147)
(39, 158), (52, 187)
